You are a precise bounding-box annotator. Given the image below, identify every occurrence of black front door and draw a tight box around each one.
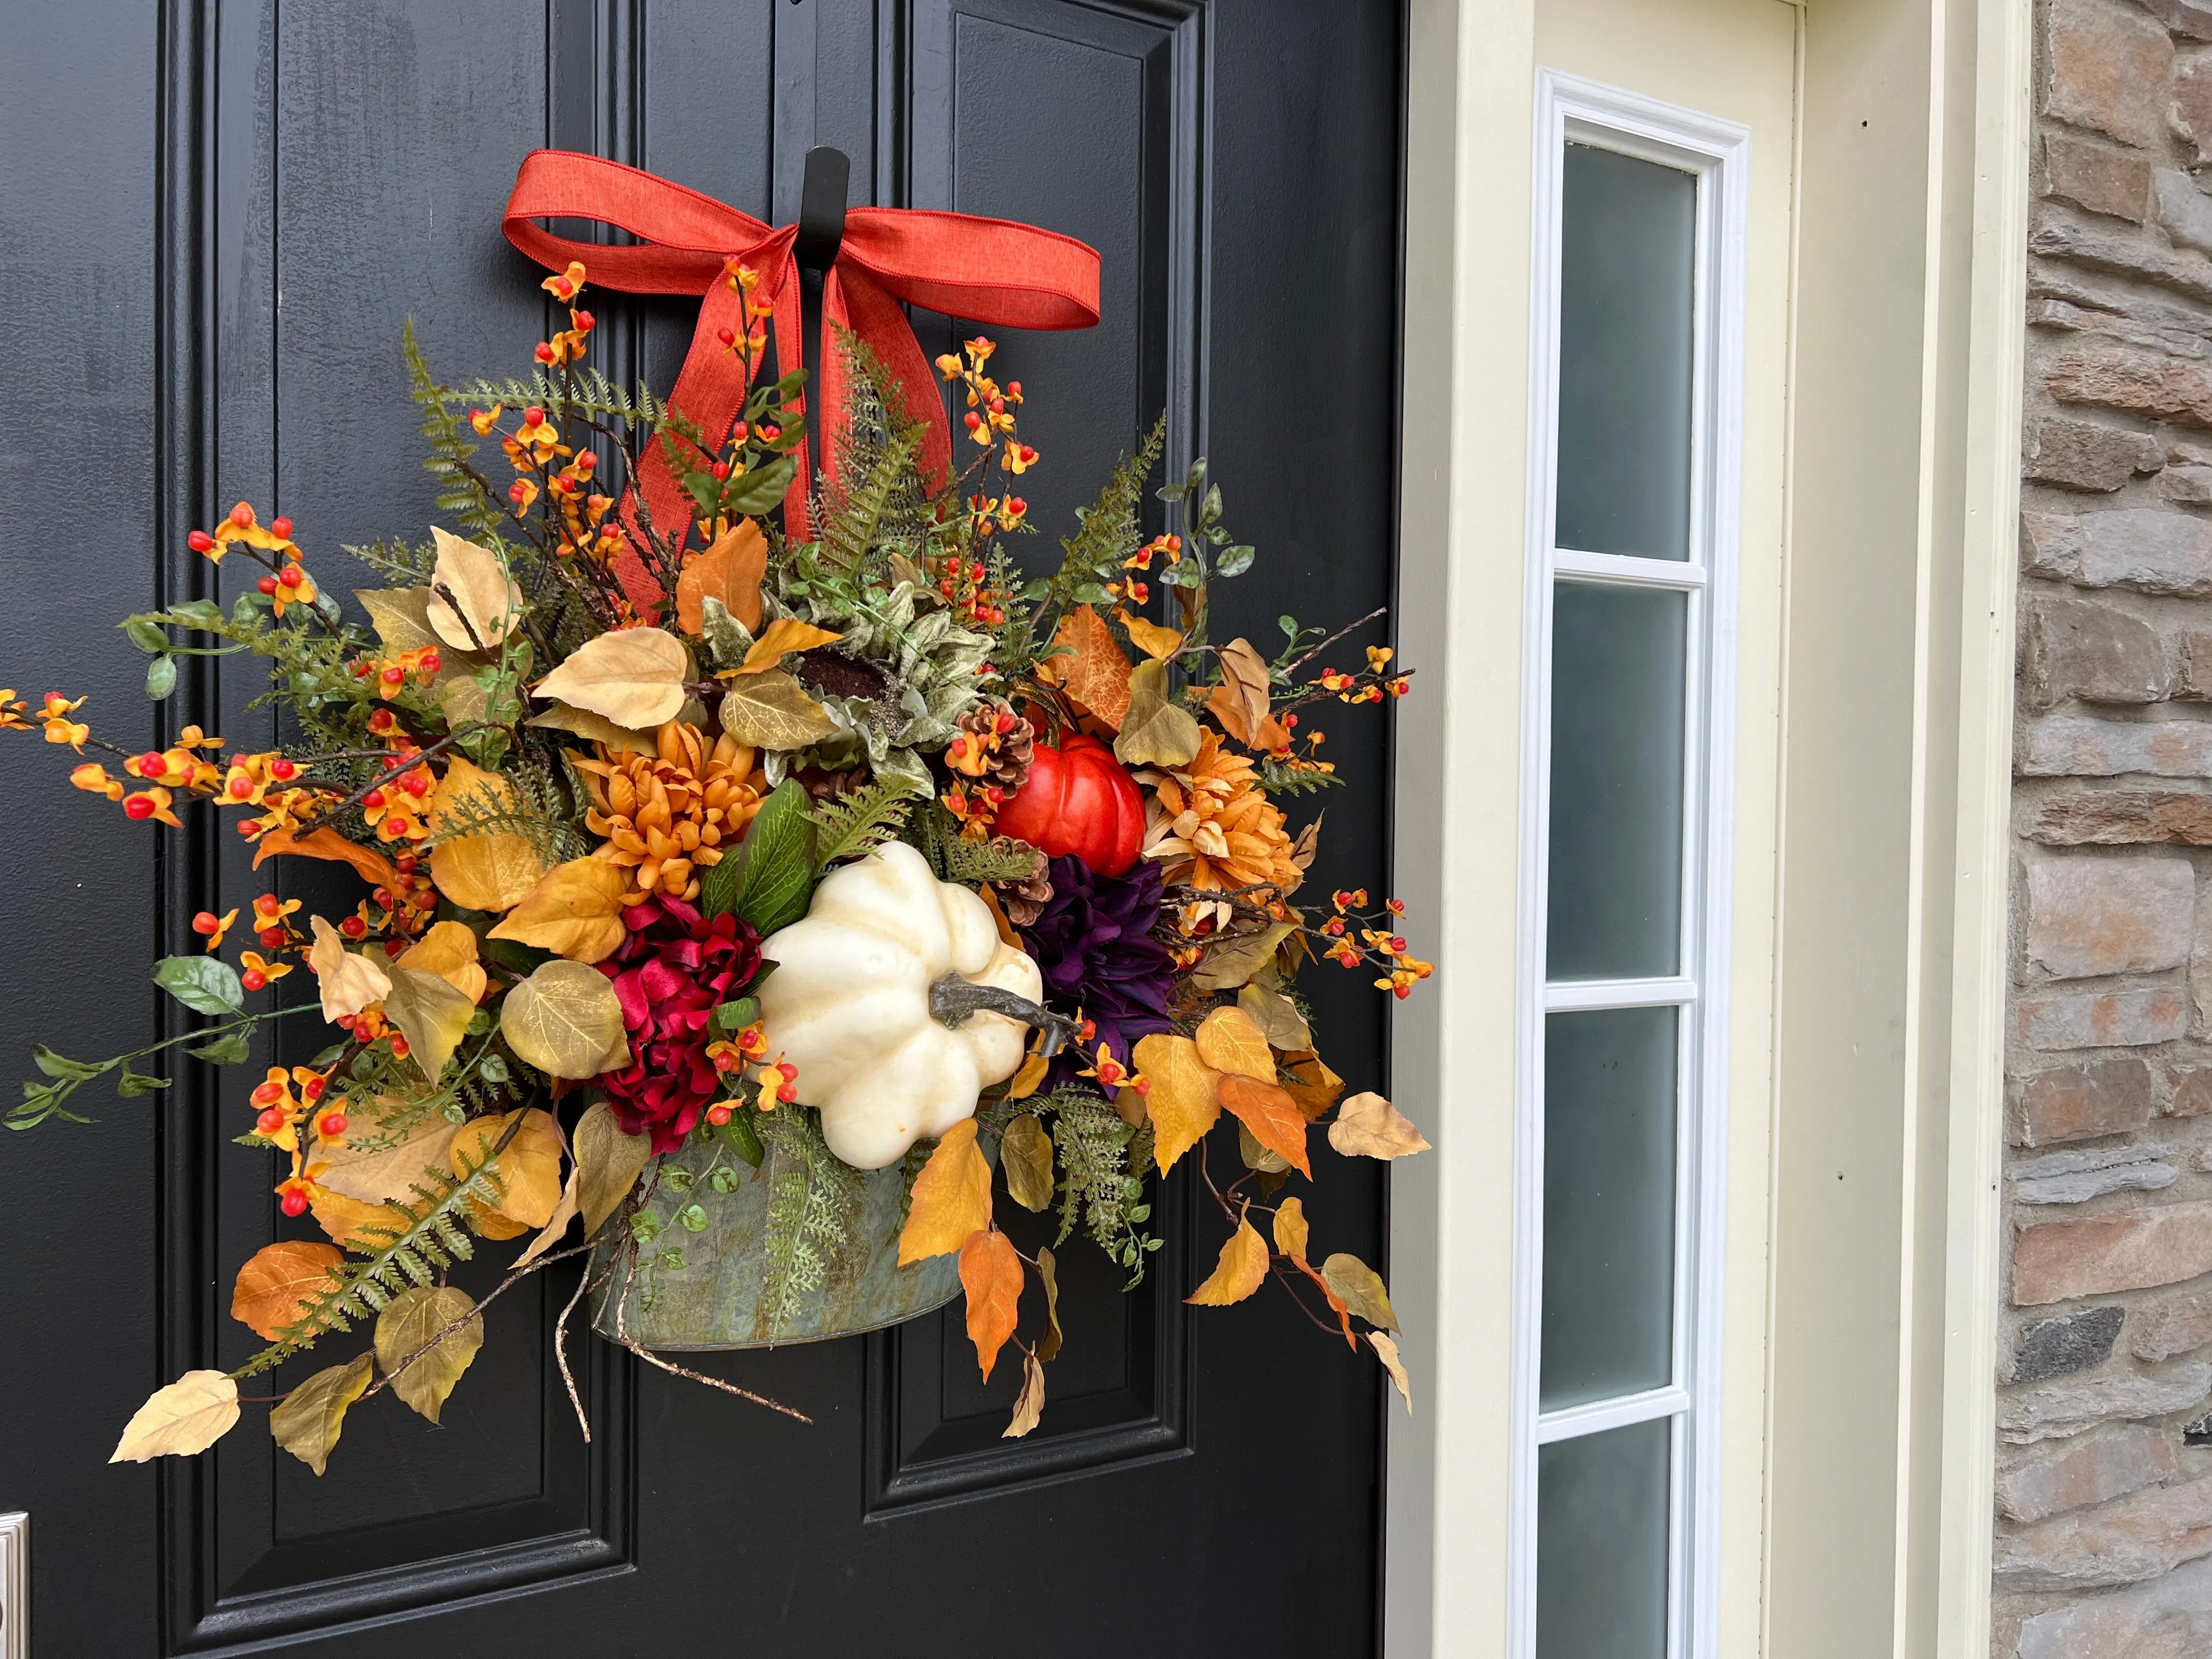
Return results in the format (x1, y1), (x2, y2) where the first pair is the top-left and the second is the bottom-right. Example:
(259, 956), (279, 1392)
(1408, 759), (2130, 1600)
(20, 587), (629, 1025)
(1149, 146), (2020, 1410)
(0, 3), (1405, 1652)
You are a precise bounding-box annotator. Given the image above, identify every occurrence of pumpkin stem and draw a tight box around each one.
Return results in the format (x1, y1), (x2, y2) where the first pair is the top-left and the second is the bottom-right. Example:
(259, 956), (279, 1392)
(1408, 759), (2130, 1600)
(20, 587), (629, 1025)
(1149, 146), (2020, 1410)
(927, 973), (1084, 1056)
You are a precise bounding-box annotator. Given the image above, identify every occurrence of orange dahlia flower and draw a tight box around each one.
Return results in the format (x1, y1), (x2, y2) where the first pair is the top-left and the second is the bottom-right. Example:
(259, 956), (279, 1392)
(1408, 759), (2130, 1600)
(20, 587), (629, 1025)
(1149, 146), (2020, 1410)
(577, 721), (766, 901)
(1144, 730), (1299, 928)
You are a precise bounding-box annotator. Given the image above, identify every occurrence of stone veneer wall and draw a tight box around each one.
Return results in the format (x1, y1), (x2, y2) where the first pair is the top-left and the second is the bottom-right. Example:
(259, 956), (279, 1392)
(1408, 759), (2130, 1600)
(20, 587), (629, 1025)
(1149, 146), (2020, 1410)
(1996, 0), (2212, 1650)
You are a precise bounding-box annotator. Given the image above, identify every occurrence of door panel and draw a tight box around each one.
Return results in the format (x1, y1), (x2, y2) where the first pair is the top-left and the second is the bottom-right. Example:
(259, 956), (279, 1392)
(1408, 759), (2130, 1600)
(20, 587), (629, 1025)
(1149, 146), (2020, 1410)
(0, 3), (1403, 1653)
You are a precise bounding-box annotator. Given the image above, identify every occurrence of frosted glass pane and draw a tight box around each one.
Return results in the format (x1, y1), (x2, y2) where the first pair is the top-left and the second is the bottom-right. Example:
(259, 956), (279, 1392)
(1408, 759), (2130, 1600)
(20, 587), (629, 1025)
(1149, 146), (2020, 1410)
(1556, 142), (1695, 561)
(1542, 1006), (1677, 1409)
(1537, 1418), (1672, 1659)
(1547, 582), (1686, 981)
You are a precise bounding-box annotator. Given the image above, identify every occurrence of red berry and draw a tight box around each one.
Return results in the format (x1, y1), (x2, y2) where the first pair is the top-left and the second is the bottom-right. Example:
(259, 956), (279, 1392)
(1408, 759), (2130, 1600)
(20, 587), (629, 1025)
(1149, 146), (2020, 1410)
(279, 566), (303, 588)
(188, 529), (215, 552)
(192, 911), (220, 935)
(777, 1080), (798, 1102)
(964, 411), (982, 430)
(710, 461), (730, 481)
(338, 916), (366, 939)
(371, 887), (392, 907)
(402, 771), (431, 797)
(388, 1036), (410, 1059)
(123, 795), (157, 820)
(280, 1189), (309, 1217)
(393, 855), (417, 876)
(269, 758), (296, 780)
(574, 309), (594, 330)
(707, 1104), (732, 1126)
(362, 788), (385, 809)
(524, 407), (544, 426)
(227, 775), (252, 799)
(229, 503), (254, 528)
(138, 751), (167, 776)
(716, 326), (736, 345)
(1008, 497), (1026, 515)
(251, 1081), (284, 1106)
(258, 927), (285, 949)
(241, 969), (268, 992)
(535, 342), (556, 362)
(380, 665), (404, 686)
(257, 1107), (287, 1135)
(270, 516), (292, 539)
(318, 1111), (347, 1138)
(418, 652), (441, 673)
(255, 575), (279, 595)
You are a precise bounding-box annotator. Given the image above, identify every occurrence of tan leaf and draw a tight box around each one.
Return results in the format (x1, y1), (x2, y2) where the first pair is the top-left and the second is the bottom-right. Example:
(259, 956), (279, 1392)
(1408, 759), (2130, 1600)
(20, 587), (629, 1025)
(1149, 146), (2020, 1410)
(1239, 985), (1312, 1051)
(1001, 1113), (1055, 1212)
(230, 1240), (345, 1340)
(394, 920), (488, 1002)
(379, 965), (477, 1084)
(733, 617), (844, 675)
(1045, 605), (1132, 728)
(1121, 613), (1185, 661)
(1113, 657), (1203, 767)
(428, 758), (549, 912)
(1369, 1330), (1412, 1412)
(532, 625), (689, 729)
(1321, 1251), (1398, 1331)
(1192, 921), (1296, 992)
(1272, 1195), (1311, 1262)
(317, 1103), (462, 1203)
(1295, 1252), (1358, 1348)
(898, 1119), (994, 1263)
(1113, 1084), (1150, 1128)
(575, 1099), (653, 1238)
(424, 526), (522, 650)
(1289, 814), (1322, 872)
(960, 1227), (1025, 1383)
(1205, 638), (1293, 749)
(500, 960), (631, 1080)
(1004, 1049), (1049, 1102)
(1278, 1048), (1346, 1121)
(1187, 1212), (1271, 1306)
(1036, 1244), (1064, 1363)
(526, 702), (659, 754)
(307, 915), (392, 1022)
(1219, 1074), (1311, 1176)
(251, 823), (403, 890)
(1238, 1121), (1289, 1173)
(489, 857), (632, 964)
(269, 1351), (375, 1476)
(374, 1285), (484, 1424)
(111, 1370), (240, 1463)
(437, 670), (494, 731)
(675, 517), (769, 634)
(450, 1108), (566, 1228)
(1133, 1032), (1220, 1175)
(309, 1188), (414, 1250)
(718, 667), (842, 749)
(1003, 1347), (1047, 1439)
(517, 1163), (582, 1266)
(356, 585), (441, 653)
(1328, 1091), (1434, 1161)
(1194, 1005), (1276, 1081)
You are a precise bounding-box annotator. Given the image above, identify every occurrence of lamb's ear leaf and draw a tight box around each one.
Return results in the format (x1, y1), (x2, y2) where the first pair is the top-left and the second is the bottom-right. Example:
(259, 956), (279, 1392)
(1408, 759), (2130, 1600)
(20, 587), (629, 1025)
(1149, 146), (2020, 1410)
(726, 781), (816, 935)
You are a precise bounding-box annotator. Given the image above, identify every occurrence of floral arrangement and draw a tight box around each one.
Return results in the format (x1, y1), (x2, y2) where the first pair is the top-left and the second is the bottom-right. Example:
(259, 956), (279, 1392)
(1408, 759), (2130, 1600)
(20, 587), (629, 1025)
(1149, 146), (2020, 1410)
(5, 251), (1430, 1475)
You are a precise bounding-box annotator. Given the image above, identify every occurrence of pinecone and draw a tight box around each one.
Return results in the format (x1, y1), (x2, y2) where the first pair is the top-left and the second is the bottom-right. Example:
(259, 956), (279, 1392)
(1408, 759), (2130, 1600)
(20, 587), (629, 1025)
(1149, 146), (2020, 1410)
(992, 842), (1054, 927)
(790, 763), (870, 804)
(949, 701), (1034, 795)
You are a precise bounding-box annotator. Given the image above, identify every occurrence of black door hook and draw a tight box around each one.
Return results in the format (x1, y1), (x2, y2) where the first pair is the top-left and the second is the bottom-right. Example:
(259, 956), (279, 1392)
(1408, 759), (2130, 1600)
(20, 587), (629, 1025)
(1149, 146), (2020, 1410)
(795, 146), (851, 404)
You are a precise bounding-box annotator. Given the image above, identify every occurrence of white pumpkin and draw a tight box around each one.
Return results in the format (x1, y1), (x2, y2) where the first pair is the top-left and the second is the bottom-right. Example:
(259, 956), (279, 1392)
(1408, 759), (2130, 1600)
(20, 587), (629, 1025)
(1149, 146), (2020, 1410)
(755, 840), (1043, 1169)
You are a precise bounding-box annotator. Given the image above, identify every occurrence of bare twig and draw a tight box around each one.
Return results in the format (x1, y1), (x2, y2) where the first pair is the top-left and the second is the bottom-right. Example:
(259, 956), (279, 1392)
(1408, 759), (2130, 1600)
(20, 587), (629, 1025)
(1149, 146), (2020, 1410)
(321, 722), (488, 819)
(611, 1334), (814, 1424)
(553, 1263), (592, 1443)
(1283, 606), (1388, 674)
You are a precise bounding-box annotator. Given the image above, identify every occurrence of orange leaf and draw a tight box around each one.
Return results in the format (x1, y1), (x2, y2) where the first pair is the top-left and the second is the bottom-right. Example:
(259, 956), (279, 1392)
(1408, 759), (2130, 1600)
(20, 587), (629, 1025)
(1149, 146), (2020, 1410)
(1205, 637), (1292, 749)
(675, 518), (768, 634)
(1293, 1252), (1358, 1348)
(1194, 1005), (1276, 1081)
(1045, 605), (1132, 729)
(898, 1119), (994, 1263)
(230, 1240), (345, 1340)
(1132, 1032), (1220, 1175)
(309, 1188), (414, 1251)
(1277, 1048), (1345, 1121)
(1187, 1212), (1270, 1306)
(1218, 1074), (1311, 1176)
(251, 825), (400, 890)
(958, 1227), (1025, 1383)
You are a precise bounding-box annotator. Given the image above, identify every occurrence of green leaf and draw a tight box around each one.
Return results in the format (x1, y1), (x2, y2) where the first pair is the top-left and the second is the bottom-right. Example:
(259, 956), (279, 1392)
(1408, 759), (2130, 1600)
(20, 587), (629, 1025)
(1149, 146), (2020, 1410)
(116, 1063), (170, 1098)
(720, 455), (798, 518)
(145, 654), (178, 701)
(153, 956), (243, 1015)
(710, 996), (761, 1033)
(123, 619), (169, 653)
(725, 780), (817, 935)
(1215, 544), (1256, 579)
(188, 1031), (253, 1065)
(32, 1046), (102, 1081)
(715, 1112), (765, 1168)
(677, 1202), (709, 1233)
(166, 599), (225, 630)
(1159, 563), (1203, 588)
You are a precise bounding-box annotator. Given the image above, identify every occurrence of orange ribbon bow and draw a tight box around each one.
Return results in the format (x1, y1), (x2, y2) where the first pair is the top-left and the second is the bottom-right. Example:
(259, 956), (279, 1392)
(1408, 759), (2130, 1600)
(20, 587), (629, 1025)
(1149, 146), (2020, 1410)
(501, 149), (1101, 612)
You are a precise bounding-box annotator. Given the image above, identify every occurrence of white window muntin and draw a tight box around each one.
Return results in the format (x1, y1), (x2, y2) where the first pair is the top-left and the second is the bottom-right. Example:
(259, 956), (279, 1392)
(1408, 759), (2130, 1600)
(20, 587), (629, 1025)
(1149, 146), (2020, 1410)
(1511, 70), (1750, 1659)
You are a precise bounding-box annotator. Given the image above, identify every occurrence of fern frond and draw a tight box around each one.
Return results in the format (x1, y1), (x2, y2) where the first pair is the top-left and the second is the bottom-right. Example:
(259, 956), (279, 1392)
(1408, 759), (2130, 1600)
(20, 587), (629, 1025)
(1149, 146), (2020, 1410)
(809, 781), (915, 869)
(817, 328), (927, 572)
(938, 835), (1043, 886)
(404, 320), (504, 541)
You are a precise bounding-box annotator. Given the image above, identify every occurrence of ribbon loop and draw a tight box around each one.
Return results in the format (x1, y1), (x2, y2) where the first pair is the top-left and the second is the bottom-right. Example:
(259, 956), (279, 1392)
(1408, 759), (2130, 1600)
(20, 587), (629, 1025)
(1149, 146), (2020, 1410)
(501, 149), (1100, 614)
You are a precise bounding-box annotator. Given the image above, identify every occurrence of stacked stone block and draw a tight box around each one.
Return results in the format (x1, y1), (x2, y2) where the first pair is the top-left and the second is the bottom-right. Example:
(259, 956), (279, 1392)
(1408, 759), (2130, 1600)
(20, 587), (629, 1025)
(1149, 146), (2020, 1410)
(2000, 0), (2212, 1649)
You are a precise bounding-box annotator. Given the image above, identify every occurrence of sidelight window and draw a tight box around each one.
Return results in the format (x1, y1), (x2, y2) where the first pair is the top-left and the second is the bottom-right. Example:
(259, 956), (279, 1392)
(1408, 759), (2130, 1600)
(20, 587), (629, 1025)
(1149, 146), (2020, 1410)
(1514, 74), (1750, 1659)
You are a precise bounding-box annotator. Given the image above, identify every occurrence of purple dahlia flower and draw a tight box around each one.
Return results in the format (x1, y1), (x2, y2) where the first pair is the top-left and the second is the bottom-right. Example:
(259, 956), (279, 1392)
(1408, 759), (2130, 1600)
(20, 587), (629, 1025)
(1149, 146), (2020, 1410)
(1018, 855), (1175, 1087)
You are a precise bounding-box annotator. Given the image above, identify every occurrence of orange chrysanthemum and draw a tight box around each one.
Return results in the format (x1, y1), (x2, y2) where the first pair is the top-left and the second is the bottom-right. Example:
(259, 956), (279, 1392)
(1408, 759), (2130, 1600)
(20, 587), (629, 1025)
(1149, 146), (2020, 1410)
(1144, 730), (1299, 928)
(576, 720), (766, 901)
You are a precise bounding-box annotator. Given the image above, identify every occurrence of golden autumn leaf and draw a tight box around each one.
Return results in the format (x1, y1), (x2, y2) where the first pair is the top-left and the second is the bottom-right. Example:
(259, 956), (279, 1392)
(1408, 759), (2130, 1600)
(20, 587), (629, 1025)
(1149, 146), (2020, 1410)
(1003, 1347), (1046, 1439)
(309, 1187), (414, 1251)
(394, 920), (488, 1002)
(111, 1370), (240, 1463)
(1041, 605), (1132, 729)
(675, 517), (769, 635)
(1205, 637), (1293, 750)
(316, 1098), (458, 1202)
(1194, 1005), (1276, 1081)
(356, 585), (442, 653)
(500, 960), (631, 1080)
(1113, 1084), (1150, 1128)
(250, 823), (402, 889)
(1238, 984), (1312, 1051)
(269, 1351), (374, 1476)
(532, 625), (689, 730)
(526, 701), (659, 755)
(1133, 1032), (1220, 1175)
(717, 667), (842, 749)
(1187, 1212), (1271, 1306)
(575, 1099), (653, 1238)
(429, 758), (549, 912)
(489, 857), (632, 964)
(380, 965), (476, 1084)
(733, 617), (844, 675)
(1219, 1074), (1311, 1177)
(1278, 1048), (1346, 1121)
(1113, 657), (1203, 768)
(1001, 1113), (1055, 1212)
(374, 1285), (484, 1424)
(517, 1163), (581, 1266)
(1036, 1244), (1064, 1363)
(1369, 1331), (1412, 1411)
(307, 915), (392, 1022)
(1004, 1049), (1049, 1102)
(424, 526), (522, 650)
(960, 1227), (1025, 1383)
(450, 1108), (566, 1229)
(230, 1240), (345, 1340)
(898, 1118), (994, 1263)
(1321, 1252), (1398, 1331)
(1328, 1091), (1433, 1161)
(1271, 1195), (1311, 1262)
(1121, 612), (1185, 661)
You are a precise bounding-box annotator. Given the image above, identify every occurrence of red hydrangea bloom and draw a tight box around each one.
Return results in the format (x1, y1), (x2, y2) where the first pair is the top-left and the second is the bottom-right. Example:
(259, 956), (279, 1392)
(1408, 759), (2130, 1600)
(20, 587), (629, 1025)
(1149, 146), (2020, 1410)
(595, 896), (763, 1152)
